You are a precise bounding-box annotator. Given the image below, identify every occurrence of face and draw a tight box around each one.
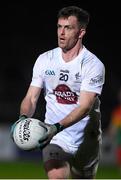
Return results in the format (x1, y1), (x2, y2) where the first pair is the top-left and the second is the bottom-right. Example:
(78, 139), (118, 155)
(57, 16), (85, 51)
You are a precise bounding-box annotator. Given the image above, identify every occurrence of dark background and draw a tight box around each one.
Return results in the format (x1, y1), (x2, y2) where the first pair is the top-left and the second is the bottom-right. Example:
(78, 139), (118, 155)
(0, 1), (120, 131)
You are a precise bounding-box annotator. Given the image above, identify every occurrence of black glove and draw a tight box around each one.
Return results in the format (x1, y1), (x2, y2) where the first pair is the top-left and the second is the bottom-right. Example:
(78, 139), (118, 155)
(37, 121), (64, 149)
(10, 114), (28, 138)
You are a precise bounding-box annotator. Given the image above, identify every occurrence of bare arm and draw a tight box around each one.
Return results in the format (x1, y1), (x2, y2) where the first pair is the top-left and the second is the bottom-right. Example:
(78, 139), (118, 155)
(59, 91), (97, 128)
(38, 91), (98, 147)
(20, 86), (42, 117)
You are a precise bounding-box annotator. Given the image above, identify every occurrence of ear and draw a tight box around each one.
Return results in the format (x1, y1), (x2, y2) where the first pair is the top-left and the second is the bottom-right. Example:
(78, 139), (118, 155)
(79, 28), (86, 39)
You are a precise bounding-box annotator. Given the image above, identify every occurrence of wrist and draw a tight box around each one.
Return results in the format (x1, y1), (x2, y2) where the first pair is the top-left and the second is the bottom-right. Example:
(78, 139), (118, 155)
(54, 123), (65, 133)
(19, 114), (28, 120)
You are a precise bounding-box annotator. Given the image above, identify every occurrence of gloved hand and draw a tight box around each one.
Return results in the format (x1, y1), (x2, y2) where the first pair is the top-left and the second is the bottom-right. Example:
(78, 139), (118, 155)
(10, 114), (28, 138)
(38, 121), (64, 149)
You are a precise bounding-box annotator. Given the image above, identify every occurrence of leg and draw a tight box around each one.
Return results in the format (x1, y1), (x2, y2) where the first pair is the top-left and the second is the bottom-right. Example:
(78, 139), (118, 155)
(71, 162), (98, 179)
(44, 159), (70, 179)
(42, 144), (72, 179)
(71, 137), (100, 179)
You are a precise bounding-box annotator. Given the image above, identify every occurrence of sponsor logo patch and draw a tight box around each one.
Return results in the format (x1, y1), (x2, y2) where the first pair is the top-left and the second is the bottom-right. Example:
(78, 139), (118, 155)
(54, 84), (78, 104)
(45, 70), (55, 75)
(89, 75), (103, 85)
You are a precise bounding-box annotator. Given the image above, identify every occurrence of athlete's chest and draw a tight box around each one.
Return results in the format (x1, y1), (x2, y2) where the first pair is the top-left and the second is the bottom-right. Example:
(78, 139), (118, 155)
(43, 60), (82, 91)
(42, 57), (84, 104)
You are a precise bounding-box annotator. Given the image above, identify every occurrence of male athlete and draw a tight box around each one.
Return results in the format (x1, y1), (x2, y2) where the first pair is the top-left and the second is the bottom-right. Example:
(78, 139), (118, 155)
(12, 6), (105, 179)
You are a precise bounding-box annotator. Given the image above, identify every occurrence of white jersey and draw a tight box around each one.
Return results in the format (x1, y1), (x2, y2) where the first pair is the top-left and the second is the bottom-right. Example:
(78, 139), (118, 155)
(31, 46), (105, 154)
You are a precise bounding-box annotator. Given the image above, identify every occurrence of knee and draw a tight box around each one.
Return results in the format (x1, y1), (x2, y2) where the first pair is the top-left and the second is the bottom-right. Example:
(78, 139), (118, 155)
(44, 160), (70, 179)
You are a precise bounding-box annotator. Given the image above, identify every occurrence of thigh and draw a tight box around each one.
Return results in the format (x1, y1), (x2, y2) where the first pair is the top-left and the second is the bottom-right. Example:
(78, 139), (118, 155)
(42, 143), (73, 179)
(42, 143), (73, 163)
(71, 139), (100, 179)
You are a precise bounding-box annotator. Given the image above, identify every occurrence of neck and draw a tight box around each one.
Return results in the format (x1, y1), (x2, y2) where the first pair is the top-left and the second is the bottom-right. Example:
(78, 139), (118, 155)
(62, 43), (83, 62)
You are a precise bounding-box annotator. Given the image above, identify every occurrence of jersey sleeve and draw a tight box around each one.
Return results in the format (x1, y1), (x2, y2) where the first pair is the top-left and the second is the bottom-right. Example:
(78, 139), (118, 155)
(30, 54), (46, 88)
(81, 58), (105, 95)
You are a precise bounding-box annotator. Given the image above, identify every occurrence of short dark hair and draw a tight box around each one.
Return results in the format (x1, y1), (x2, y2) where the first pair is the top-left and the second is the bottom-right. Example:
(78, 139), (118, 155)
(57, 6), (90, 28)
